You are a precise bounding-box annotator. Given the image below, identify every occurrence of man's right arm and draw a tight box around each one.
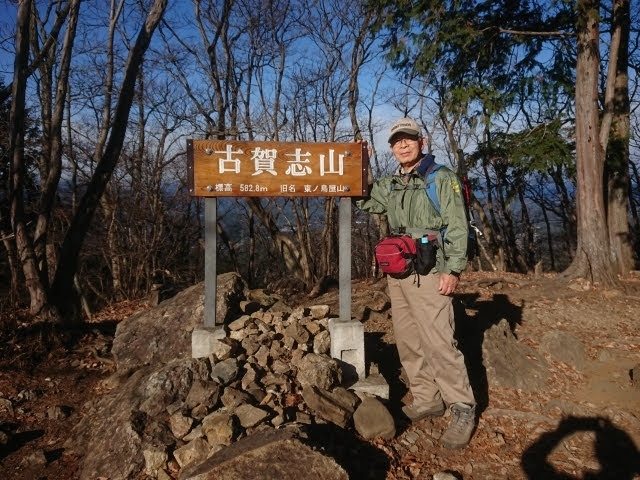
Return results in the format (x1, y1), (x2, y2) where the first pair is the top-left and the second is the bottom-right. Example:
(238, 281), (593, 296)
(355, 180), (388, 214)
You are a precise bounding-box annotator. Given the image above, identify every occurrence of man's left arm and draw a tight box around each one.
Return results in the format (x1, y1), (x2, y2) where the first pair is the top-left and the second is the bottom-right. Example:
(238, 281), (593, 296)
(437, 170), (469, 295)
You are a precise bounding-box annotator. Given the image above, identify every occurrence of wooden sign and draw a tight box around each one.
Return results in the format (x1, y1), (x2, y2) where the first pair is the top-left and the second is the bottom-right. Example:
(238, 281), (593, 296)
(187, 140), (369, 197)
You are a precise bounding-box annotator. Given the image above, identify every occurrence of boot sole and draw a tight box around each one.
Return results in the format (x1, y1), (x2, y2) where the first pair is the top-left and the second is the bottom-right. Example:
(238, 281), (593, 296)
(440, 439), (469, 449)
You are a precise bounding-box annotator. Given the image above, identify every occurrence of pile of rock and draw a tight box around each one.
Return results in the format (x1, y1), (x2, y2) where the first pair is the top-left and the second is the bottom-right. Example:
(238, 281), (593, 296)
(64, 276), (395, 480)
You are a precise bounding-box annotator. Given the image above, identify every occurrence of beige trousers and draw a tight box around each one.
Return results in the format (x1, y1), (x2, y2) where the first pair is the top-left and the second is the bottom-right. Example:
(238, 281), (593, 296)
(387, 272), (475, 407)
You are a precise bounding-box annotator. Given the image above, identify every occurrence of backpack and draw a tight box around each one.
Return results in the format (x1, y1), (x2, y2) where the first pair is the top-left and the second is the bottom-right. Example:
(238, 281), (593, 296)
(424, 164), (479, 261)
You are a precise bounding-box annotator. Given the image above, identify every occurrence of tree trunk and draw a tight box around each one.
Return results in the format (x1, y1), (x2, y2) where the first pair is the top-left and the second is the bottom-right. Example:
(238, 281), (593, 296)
(563, 0), (618, 287)
(519, 188), (536, 270)
(51, 0), (169, 323)
(550, 164), (577, 255)
(606, 0), (632, 276)
(629, 161), (640, 261)
(9, 0), (55, 319)
(540, 203), (556, 271)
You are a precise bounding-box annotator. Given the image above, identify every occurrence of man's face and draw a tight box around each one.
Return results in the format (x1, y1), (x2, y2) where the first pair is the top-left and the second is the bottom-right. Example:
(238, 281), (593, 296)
(390, 133), (425, 169)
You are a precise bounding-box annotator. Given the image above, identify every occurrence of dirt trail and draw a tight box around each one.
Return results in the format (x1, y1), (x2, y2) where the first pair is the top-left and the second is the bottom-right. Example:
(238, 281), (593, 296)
(1, 272), (639, 479)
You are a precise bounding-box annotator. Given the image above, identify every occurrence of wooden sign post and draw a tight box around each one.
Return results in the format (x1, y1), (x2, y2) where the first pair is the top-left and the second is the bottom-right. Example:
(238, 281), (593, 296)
(187, 140), (369, 328)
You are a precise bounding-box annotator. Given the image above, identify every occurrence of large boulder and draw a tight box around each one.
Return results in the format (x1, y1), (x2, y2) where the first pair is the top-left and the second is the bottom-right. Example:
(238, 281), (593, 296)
(64, 358), (209, 480)
(178, 426), (348, 480)
(482, 319), (549, 391)
(112, 274), (247, 371)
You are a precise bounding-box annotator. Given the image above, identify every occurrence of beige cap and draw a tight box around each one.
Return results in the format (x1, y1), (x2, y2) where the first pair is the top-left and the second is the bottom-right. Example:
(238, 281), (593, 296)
(388, 118), (421, 142)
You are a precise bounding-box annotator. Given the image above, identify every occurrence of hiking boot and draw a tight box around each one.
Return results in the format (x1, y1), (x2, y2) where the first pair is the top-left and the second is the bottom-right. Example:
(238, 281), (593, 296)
(402, 400), (446, 422)
(440, 403), (476, 449)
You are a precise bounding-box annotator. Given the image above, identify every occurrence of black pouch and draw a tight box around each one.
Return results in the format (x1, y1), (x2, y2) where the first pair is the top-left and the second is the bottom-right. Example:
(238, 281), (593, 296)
(414, 235), (438, 275)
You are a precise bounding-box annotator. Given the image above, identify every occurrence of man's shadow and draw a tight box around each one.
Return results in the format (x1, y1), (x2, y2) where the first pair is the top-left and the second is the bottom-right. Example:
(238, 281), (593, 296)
(521, 416), (640, 479)
(453, 292), (523, 411)
(364, 331), (408, 421)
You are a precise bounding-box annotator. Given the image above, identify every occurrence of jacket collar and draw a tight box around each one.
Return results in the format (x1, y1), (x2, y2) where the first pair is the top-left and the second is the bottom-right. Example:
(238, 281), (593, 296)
(415, 153), (436, 177)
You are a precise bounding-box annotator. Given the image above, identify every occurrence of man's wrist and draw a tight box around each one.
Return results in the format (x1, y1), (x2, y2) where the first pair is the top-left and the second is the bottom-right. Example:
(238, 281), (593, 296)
(448, 271), (460, 278)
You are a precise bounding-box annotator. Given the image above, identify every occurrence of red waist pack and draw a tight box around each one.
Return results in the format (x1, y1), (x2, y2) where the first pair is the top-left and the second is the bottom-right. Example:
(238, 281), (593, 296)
(374, 235), (416, 278)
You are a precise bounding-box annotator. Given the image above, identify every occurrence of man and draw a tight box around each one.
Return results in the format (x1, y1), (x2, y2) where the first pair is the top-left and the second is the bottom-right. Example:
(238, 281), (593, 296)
(356, 117), (476, 449)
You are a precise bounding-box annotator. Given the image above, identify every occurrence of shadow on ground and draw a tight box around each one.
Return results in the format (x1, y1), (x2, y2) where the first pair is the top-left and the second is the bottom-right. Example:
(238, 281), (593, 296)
(302, 422), (392, 479)
(454, 292), (524, 411)
(521, 416), (640, 479)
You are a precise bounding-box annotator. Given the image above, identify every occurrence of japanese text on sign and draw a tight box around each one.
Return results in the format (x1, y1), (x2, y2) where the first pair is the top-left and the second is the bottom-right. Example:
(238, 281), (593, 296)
(187, 140), (368, 197)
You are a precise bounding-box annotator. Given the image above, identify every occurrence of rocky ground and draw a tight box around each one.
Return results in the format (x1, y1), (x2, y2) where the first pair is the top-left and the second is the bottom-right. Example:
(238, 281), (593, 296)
(1, 271), (640, 480)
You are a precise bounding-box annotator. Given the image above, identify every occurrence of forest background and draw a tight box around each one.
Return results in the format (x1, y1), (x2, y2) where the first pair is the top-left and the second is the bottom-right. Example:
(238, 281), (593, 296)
(0, 0), (639, 327)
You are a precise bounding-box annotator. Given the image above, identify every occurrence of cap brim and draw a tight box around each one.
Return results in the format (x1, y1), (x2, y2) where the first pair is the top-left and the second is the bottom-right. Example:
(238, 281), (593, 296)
(388, 128), (420, 142)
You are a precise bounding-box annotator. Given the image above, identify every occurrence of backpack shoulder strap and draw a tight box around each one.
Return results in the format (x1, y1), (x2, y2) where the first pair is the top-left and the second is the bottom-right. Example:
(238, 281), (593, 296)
(424, 163), (443, 214)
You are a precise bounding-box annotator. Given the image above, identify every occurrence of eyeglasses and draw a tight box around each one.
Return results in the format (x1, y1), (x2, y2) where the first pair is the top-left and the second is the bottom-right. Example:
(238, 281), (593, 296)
(390, 136), (420, 147)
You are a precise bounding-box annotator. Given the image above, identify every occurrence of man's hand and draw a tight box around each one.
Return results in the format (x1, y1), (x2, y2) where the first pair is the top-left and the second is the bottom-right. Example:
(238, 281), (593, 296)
(354, 138), (373, 158)
(438, 273), (459, 296)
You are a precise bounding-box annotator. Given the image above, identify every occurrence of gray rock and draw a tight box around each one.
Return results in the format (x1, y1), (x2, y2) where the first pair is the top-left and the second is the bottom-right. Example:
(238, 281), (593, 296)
(214, 272), (250, 324)
(202, 412), (235, 446)
(64, 359), (200, 480)
(241, 335), (261, 356)
(261, 371), (289, 388)
(296, 353), (342, 390)
(210, 358), (239, 386)
(433, 473), (459, 480)
(111, 283), (204, 371)
(178, 427), (348, 480)
(253, 344), (270, 367)
(268, 299), (293, 314)
(239, 300), (262, 314)
(220, 387), (252, 410)
(309, 304), (330, 319)
(313, 330), (331, 355)
(241, 364), (259, 390)
(301, 386), (359, 428)
(271, 358), (290, 375)
(183, 425), (204, 442)
(209, 337), (239, 362)
(483, 319), (549, 391)
(234, 404), (269, 428)
(228, 315), (252, 331)
(143, 447), (169, 476)
(112, 274), (246, 371)
(185, 380), (220, 410)
(158, 468), (174, 480)
(285, 322), (311, 345)
(353, 396), (396, 440)
(170, 411), (194, 439)
(173, 437), (211, 469)
(0, 398), (14, 423)
(139, 362), (196, 417)
(539, 330), (586, 371)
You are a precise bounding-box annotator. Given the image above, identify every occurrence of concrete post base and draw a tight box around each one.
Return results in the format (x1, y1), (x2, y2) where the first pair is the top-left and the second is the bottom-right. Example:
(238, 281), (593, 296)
(329, 319), (366, 383)
(191, 326), (226, 358)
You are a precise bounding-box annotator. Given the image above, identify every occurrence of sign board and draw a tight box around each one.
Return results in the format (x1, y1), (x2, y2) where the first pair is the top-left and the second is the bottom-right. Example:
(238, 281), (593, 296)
(187, 140), (369, 197)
